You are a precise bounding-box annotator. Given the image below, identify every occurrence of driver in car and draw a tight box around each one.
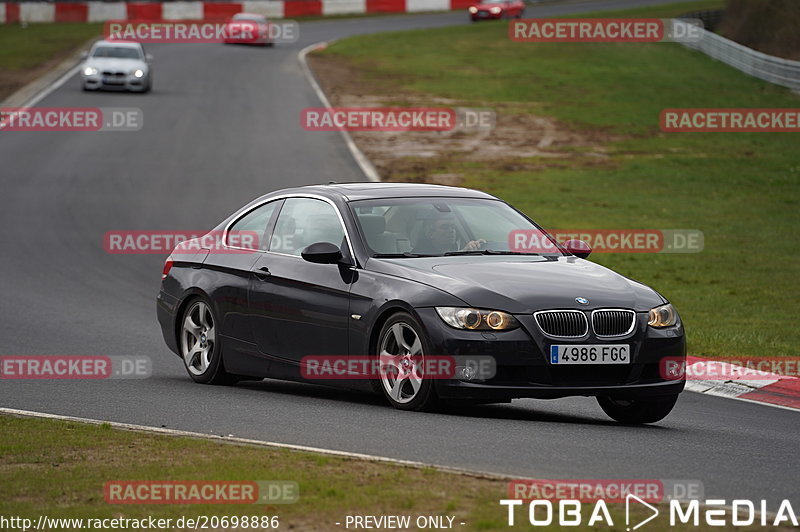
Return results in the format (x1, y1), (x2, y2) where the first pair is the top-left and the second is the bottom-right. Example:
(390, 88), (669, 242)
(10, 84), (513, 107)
(412, 215), (486, 254)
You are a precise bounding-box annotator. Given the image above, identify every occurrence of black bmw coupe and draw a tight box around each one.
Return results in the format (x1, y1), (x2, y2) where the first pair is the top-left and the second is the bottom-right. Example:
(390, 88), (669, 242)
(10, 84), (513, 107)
(157, 183), (685, 423)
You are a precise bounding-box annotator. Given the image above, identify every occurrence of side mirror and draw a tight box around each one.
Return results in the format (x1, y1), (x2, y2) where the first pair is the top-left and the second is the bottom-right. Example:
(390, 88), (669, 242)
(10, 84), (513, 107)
(146, 54), (154, 61)
(301, 242), (342, 264)
(81, 51), (89, 59)
(564, 239), (591, 259)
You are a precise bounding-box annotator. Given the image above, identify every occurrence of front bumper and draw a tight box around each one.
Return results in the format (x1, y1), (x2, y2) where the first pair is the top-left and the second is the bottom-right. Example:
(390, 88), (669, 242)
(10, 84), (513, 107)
(82, 73), (149, 91)
(471, 10), (503, 20)
(415, 307), (687, 400)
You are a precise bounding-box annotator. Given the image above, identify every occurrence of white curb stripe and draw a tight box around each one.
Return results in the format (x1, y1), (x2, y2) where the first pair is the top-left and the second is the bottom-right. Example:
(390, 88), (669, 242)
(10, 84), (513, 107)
(20, 2), (55, 22)
(1, 406), (788, 521)
(242, 0), (285, 19)
(163, 1), (204, 20)
(408, 0), (448, 12)
(323, 0), (367, 15)
(0, 0), (473, 24)
(0, 406), (512, 480)
(683, 357), (800, 412)
(298, 41), (381, 182)
(87, 1), (127, 22)
(0, 63), (82, 131)
(686, 389), (800, 413)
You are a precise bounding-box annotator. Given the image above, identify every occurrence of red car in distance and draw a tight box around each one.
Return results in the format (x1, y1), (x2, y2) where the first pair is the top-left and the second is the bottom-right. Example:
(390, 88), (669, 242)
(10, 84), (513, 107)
(468, 0), (525, 21)
(223, 13), (273, 46)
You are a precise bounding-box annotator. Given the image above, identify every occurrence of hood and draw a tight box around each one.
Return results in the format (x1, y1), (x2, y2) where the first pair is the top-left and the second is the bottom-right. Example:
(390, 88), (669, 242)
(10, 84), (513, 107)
(368, 256), (666, 313)
(84, 57), (147, 72)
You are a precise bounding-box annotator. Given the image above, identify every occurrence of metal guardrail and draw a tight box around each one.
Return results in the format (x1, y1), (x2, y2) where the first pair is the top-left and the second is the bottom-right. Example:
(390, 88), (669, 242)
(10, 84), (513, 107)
(674, 18), (800, 91)
(678, 9), (723, 31)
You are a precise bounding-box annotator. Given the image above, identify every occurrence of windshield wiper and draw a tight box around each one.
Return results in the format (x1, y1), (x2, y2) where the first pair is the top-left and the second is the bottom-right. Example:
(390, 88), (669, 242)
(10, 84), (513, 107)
(444, 249), (542, 256)
(443, 250), (485, 256)
(372, 252), (437, 258)
(484, 250), (542, 256)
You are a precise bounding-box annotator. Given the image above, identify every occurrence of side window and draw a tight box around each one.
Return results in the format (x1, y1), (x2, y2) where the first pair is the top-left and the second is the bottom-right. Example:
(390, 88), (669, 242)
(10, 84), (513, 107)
(227, 201), (279, 251)
(271, 198), (346, 256)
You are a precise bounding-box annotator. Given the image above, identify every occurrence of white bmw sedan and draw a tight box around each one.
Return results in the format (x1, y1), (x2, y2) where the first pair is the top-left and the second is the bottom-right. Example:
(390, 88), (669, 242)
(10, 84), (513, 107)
(81, 40), (153, 93)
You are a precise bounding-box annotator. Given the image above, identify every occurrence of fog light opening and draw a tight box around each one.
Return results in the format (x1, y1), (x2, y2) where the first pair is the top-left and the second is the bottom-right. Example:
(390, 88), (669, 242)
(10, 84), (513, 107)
(455, 365), (484, 382)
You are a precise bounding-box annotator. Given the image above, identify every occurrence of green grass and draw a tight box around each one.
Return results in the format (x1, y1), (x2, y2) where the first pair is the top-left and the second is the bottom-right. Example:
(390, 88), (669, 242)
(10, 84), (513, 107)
(318, 0), (800, 358)
(0, 415), (505, 528)
(1, 415), (775, 531)
(0, 23), (102, 71)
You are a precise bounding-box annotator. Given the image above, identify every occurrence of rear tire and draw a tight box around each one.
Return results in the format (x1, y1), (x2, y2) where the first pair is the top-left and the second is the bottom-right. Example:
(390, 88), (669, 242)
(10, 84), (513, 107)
(179, 297), (236, 385)
(376, 312), (439, 411)
(597, 394), (679, 424)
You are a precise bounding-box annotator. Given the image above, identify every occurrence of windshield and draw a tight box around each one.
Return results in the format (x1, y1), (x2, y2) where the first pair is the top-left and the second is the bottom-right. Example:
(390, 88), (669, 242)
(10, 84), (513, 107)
(92, 46), (142, 59)
(350, 197), (563, 257)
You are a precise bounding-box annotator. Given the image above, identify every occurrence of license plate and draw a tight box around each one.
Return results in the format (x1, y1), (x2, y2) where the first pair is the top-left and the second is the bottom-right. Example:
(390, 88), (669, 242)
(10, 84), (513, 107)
(103, 77), (124, 85)
(550, 344), (630, 364)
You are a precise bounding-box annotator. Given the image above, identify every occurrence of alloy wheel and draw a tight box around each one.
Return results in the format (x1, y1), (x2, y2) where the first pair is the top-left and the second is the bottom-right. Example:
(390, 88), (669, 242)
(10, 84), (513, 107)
(181, 300), (216, 376)
(379, 322), (424, 404)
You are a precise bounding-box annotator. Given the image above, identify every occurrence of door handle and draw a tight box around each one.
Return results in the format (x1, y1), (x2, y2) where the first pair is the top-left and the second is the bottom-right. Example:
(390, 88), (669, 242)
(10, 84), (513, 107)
(254, 266), (271, 280)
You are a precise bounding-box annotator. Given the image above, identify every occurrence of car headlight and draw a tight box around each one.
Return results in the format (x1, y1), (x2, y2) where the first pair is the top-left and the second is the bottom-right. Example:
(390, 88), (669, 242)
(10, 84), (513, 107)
(133, 69), (144, 78)
(648, 303), (678, 328)
(436, 307), (519, 331)
(490, 6), (502, 13)
(83, 67), (97, 76)
(468, 6), (478, 13)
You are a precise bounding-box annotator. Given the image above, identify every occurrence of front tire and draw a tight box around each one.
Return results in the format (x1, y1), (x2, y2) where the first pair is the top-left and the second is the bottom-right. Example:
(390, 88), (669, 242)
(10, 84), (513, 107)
(376, 312), (439, 411)
(179, 297), (234, 384)
(597, 394), (679, 424)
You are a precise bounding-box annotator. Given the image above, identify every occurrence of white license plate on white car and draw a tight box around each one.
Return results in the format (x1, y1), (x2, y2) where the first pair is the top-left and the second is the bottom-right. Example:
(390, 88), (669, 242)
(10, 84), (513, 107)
(550, 344), (630, 364)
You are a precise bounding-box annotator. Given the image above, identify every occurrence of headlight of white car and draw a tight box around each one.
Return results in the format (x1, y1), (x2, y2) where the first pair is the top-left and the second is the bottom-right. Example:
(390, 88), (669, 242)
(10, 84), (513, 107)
(133, 69), (145, 78)
(648, 303), (678, 328)
(436, 307), (519, 331)
(83, 67), (98, 76)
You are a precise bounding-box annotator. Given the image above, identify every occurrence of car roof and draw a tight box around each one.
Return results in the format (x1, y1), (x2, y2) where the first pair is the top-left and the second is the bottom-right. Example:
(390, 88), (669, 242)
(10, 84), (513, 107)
(261, 182), (498, 202)
(92, 40), (143, 49)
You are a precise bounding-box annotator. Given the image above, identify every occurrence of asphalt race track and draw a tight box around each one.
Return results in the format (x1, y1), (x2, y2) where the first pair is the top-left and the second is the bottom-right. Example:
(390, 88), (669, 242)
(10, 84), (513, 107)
(1, 0), (797, 510)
